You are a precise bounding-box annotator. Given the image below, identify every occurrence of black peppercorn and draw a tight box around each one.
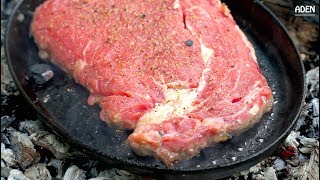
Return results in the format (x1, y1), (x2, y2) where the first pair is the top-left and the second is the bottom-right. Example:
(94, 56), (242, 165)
(185, 39), (193, 47)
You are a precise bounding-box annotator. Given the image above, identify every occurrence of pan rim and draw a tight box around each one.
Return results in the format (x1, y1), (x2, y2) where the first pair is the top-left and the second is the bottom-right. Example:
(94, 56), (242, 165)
(4, 0), (306, 176)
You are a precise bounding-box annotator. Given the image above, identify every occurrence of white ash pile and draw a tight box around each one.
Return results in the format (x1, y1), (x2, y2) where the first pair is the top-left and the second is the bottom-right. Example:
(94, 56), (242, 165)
(1, 119), (142, 180)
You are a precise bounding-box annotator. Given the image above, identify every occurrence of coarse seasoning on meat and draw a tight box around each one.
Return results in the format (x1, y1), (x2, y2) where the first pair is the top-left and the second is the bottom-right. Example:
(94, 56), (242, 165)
(31, 0), (274, 165)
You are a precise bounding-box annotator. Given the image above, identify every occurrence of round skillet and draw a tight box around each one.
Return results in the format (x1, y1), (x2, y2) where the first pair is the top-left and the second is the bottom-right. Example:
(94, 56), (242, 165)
(5, 0), (305, 179)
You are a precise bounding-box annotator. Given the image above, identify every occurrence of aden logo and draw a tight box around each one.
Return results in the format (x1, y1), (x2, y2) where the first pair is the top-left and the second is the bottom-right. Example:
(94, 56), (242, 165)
(294, 5), (316, 16)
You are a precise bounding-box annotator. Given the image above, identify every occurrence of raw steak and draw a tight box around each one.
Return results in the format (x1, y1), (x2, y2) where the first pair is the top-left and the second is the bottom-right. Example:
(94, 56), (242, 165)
(31, 0), (273, 165)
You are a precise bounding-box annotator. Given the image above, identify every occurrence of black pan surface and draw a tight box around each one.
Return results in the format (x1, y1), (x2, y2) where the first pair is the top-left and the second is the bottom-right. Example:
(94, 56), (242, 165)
(5, 0), (305, 179)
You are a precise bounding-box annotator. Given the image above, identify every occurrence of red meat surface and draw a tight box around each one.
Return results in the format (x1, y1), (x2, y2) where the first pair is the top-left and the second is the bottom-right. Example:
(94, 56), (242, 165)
(31, 0), (273, 165)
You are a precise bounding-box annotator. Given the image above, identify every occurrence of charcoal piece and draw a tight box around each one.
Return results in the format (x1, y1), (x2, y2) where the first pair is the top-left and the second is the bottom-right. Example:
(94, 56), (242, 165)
(1, 115), (15, 132)
(27, 64), (54, 87)
(62, 165), (86, 180)
(24, 163), (52, 180)
(8, 129), (40, 169)
(7, 169), (29, 180)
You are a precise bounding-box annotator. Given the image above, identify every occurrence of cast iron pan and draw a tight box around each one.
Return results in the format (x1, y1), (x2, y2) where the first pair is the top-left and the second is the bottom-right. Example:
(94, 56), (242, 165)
(5, 0), (305, 179)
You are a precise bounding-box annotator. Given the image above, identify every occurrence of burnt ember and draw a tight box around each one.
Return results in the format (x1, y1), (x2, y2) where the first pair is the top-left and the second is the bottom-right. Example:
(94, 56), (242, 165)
(26, 64), (54, 87)
(1, 0), (319, 179)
